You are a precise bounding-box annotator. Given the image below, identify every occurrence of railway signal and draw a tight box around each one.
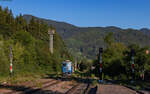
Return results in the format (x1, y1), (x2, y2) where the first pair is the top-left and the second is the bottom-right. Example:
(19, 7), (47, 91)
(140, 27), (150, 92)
(74, 59), (77, 71)
(9, 46), (13, 76)
(141, 49), (149, 80)
(99, 47), (103, 83)
(146, 50), (149, 55)
(131, 49), (135, 83)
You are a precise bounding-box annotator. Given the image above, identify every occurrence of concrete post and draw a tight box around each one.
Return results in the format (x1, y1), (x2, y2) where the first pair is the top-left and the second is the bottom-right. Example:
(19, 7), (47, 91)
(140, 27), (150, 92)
(48, 29), (55, 54)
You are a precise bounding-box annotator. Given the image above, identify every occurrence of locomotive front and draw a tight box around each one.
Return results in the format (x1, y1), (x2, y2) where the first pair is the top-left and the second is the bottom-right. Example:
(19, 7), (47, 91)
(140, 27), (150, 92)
(61, 60), (73, 76)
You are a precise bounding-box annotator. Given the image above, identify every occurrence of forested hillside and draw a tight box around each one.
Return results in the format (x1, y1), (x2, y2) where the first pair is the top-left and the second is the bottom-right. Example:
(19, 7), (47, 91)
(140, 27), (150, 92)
(23, 15), (150, 59)
(0, 6), (72, 77)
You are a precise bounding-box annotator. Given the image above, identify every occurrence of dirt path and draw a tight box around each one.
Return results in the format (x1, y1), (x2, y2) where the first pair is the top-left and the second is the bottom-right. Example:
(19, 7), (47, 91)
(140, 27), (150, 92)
(97, 84), (138, 94)
(140, 90), (150, 94)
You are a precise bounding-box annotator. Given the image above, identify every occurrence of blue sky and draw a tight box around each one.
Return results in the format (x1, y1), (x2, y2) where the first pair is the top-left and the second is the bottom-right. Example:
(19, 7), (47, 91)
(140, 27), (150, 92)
(0, 0), (150, 29)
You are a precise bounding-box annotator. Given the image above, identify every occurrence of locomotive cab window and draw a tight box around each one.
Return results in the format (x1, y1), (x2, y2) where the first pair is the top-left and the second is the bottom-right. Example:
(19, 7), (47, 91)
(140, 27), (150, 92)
(62, 63), (66, 66)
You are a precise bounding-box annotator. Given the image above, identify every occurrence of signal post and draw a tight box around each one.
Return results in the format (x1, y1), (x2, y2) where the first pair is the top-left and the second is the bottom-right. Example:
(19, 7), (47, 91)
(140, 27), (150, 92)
(99, 48), (103, 83)
(131, 49), (135, 83)
(9, 46), (13, 77)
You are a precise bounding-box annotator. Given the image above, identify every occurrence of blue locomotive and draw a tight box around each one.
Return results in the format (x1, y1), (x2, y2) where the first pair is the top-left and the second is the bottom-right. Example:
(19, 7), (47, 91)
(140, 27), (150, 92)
(61, 60), (73, 75)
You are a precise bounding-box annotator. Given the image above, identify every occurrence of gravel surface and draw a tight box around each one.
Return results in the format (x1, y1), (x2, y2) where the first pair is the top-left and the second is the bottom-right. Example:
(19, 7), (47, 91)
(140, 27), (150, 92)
(0, 79), (55, 94)
(140, 90), (150, 94)
(0, 89), (13, 94)
(1, 79), (147, 94)
(35, 81), (76, 94)
(97, 84), (138, 94)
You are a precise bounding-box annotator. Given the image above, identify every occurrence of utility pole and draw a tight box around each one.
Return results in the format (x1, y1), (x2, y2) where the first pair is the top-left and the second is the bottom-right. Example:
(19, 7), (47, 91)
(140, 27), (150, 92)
(48, 29), (55, 54)
(131, 49), (135, 83)
(9, 46), (13, 77)
(99, 48), (103, 83)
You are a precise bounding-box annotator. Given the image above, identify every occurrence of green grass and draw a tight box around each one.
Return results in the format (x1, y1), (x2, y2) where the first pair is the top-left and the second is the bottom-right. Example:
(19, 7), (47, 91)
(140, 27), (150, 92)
(0, 72), (45, 84)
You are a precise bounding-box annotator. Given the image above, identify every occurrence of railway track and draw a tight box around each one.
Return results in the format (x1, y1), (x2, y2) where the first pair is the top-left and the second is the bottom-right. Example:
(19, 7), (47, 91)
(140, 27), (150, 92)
(24, 80), (61, 94)
(31, 80), (62, 94)
(1, 78), (96, 94)
(5, 79), (62, 94)
(65, 83), (90, 94)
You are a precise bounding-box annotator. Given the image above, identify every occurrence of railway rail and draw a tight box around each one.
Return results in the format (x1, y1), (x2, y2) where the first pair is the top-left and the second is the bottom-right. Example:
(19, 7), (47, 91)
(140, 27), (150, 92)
(4, 79), (61, 94)
(0, 78), (96, 94)
(1, 78), (143, 94)
(65, 83), (90, 94)
(25, 80), (61, 94)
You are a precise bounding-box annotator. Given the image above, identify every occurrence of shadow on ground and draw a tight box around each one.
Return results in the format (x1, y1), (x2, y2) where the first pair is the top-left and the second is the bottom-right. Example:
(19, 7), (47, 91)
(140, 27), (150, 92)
(88, 86), (97, 94)
(45, 73), (93, 84)
(0, 73), (97, 94)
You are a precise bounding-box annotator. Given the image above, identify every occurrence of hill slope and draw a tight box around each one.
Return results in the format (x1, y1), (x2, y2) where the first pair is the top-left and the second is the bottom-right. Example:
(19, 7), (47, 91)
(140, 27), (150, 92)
(23, 14), (150, 59)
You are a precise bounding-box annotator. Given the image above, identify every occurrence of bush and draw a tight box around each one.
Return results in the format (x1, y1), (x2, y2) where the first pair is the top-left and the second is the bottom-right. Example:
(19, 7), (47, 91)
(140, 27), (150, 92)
(91, 74), (95, 79)
(92, 80), (98, 86)
(105, 75), (111, 80)
(120, 74), (127, 80)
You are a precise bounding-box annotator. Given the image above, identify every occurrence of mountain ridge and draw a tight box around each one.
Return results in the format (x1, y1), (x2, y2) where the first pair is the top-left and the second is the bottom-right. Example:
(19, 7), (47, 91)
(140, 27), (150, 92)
(23, 14), (150, 31)
(23, 14), (150, 59)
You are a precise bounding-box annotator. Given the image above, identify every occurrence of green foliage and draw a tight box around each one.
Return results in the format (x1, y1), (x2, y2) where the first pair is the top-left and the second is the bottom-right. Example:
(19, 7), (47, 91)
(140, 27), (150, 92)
(13, 31), (34, 45)
(0, 6), (72, 78)
(20, 15), (150, 59)
(0, 40), (9, 76)
(91, 79), (98, 86)
(104, 32), (114, 46)
(91, 74), (95, 79)
(78, 58), (92, 72)
(93, 33), (150, 81)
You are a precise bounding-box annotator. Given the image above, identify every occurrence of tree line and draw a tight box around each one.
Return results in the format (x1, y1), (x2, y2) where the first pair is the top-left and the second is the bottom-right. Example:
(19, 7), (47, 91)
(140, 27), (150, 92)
(92, 32), (150, 81)
(0, 6), (72, 77)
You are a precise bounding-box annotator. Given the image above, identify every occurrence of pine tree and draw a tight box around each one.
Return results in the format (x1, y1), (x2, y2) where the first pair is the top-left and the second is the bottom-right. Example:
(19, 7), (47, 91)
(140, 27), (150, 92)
(15, 14), (27, 31)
